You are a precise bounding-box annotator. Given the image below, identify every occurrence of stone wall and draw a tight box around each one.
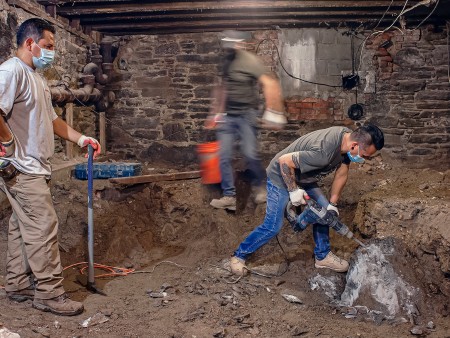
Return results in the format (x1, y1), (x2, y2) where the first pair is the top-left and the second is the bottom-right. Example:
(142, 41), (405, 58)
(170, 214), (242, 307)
(364, 28), (450, 169)
(107, 25), (449, 170)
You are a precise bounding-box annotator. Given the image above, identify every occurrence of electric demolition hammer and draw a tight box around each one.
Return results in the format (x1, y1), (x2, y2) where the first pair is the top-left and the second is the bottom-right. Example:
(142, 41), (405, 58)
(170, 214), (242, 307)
(285, 197), (366, 247)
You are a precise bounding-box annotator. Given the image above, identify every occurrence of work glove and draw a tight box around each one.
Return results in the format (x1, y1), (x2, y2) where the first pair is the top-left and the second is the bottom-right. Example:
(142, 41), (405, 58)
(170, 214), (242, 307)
(0, 134), (15, 157)
(289, 188), (308, 206)
(77, 135), (101, 158)
(327, 203), (339, 216)
(261, 108), (287, 130)
(204, 114), (225, 130)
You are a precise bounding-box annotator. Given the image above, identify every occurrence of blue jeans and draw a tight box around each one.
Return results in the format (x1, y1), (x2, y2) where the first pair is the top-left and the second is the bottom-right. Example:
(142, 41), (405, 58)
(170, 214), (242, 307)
(216, 110), (265, 196)
(234, 178), (331, 260)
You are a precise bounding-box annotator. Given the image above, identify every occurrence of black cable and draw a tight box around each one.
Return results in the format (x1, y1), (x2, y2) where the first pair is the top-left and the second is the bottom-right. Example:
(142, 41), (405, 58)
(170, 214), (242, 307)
(256, 38), (342, 88)
(275, 234), (290, 276)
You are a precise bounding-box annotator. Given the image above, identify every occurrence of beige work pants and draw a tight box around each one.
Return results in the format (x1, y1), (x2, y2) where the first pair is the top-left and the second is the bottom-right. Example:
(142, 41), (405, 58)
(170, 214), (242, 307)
(0, 173), (65, 299)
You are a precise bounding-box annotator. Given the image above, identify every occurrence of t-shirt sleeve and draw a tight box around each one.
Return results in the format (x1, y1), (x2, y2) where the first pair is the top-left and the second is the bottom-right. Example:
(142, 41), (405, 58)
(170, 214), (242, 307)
(0, 70), (18, 116)
(297, 150), (330, 173)
(244, 52), (267, 79)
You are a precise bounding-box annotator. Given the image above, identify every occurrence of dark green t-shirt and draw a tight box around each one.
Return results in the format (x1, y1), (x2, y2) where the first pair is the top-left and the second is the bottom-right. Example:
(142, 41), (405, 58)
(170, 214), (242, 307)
(224, 50), (266, 114)
(267, 126), (352, 189)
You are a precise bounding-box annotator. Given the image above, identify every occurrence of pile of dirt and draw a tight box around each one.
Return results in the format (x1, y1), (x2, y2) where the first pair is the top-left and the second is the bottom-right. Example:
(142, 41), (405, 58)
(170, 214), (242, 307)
(0, 164), (449, 337)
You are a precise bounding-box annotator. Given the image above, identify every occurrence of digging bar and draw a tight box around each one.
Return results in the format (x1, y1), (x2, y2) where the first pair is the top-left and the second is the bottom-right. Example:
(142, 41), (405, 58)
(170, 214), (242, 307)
(86, 144), (106, 296)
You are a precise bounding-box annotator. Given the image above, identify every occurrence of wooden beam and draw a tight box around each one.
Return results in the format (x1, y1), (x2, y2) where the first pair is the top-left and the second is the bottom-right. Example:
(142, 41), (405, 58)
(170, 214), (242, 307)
(7, 0), (93, 42)
(65, 103), (74, 159)
(109, 170), (201, 185)
(76, 10), (401, 24)
(88, 17), (391, 31)
(50, 1), (421, 17)
(99, 112), (106, 155)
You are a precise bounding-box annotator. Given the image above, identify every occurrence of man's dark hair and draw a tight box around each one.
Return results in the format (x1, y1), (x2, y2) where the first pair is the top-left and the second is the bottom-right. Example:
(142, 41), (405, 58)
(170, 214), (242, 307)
(17, 18), (55, 46)
(352, 123), (385, 150)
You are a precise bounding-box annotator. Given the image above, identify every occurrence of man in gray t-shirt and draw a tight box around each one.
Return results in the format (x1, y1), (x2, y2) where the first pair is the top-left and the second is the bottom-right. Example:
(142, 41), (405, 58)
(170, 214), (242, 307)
(0, 18), (101, 316)
(208, 30), (285, 211)
(229, 125), (385, 276)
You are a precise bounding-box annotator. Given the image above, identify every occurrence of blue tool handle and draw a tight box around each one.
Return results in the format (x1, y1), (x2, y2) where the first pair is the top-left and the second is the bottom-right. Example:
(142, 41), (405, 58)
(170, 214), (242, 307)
(88, 144), (93, 209)
(87, 144), (94, 284)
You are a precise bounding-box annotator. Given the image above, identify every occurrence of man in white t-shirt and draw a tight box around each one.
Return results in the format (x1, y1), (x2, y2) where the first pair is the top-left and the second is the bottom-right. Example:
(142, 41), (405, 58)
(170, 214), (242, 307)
(0, 18), (100, 316)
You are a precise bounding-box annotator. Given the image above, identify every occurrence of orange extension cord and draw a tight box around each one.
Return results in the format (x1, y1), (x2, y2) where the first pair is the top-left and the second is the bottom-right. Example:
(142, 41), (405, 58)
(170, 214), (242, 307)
(1, 260), (187, 289)
(63, 262), (135, 278)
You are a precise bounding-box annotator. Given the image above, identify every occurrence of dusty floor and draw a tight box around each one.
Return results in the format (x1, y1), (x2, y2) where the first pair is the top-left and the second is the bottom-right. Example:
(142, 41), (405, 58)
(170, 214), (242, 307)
(0, 157), (449, 338)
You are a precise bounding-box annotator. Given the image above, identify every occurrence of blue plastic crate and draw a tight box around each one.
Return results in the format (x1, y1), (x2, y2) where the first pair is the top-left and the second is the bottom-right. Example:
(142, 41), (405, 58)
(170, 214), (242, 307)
(74, 162), (142, 180)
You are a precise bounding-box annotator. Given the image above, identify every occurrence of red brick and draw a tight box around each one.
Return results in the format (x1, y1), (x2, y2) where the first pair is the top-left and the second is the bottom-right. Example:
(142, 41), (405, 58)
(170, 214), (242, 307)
(313, 101), (331, 108)
(297, 102), (313, 108)
(301, 97), (321, 103)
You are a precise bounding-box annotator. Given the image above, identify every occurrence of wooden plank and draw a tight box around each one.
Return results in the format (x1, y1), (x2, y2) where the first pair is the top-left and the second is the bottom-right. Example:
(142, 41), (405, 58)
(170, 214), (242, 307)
(109, 170), (202, 185)
(65, 103), (74, 159)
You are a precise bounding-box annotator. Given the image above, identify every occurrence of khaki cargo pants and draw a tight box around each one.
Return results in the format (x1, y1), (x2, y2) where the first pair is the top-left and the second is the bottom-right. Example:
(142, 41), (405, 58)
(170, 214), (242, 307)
(0, 172), (65, 300)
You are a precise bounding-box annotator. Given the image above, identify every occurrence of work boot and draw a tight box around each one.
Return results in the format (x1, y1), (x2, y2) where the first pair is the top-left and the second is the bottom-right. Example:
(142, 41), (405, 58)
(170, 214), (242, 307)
(315, 251), (349, 272)
(7, 286), (35, 302)
(33, 294), (84, 316)
(253, 185), (267, 204)
(230, 256), (248, 276)
(210, 196), (236, 211)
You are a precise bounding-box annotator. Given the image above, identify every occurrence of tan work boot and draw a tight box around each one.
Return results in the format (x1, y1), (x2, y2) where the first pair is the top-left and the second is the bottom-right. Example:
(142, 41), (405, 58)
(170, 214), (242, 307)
(253, 185), (267, 204)
(33, 294), (84, 316)
(315, 251), (349, 272)
(7, 286), (35, 302)
(230, 256), (248, 276)
(210, 196), (236, 211)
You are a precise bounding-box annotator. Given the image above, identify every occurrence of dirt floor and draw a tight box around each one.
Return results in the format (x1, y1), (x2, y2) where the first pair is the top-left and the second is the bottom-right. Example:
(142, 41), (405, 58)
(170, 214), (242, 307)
(0, 155), (449, 338)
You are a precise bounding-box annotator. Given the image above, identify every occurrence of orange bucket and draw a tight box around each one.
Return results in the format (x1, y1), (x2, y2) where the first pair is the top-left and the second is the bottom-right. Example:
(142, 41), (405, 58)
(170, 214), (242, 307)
(197, 141), (221, 184)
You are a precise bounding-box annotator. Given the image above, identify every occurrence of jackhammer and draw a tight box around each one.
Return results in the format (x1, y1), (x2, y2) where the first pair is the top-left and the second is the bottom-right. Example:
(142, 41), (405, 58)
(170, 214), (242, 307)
(285, 197), (366, 247)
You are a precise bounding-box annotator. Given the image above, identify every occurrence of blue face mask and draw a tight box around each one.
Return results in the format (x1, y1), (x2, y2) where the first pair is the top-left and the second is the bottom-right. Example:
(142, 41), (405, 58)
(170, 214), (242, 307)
(347, 146), (365, 164)
(32, 42), (55, 69)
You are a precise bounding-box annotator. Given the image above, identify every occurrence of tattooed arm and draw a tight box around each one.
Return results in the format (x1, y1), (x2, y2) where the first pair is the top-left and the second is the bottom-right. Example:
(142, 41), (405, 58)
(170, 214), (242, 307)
(278, 152), (299, 191)
(279, 151), (308, 205)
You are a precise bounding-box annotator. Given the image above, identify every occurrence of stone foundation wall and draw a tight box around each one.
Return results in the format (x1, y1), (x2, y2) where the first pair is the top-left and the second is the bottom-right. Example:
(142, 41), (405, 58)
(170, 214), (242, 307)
(108, 26), (449, 169)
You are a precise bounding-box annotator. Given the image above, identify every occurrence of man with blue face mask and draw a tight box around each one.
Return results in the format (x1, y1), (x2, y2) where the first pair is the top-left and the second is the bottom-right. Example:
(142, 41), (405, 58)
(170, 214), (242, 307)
(0, 18), (100, 316)
(229, 124), (384, 276)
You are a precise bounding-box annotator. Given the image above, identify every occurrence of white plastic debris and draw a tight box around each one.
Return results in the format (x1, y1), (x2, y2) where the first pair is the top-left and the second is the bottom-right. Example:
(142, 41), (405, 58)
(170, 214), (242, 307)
(0, 327), (21, 338)
(81, 312), (110, 328)
(281, 294), (303, 304)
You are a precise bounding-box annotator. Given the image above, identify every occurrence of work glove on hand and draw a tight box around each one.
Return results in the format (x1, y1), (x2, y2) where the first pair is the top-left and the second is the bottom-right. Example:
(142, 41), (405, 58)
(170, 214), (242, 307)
(261, 108), (287, 130)
(77, 135), (101, 158)
(0, 135), (15, 157)
(289, 188), (308, 206)
(204, 114), (225, 130)
(327, 203), (339, 216)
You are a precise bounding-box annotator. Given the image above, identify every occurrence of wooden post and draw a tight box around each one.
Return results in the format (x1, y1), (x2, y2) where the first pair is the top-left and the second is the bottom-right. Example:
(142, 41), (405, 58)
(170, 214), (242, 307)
(99, 112), (106, 154)
(65, 103), (74, 159)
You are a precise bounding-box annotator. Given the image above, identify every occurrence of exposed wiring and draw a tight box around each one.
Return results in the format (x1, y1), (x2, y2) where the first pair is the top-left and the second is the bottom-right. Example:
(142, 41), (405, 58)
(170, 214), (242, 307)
(412, 0), (440, 30)
(255, 38), (341, 88)
(373, 0), (395, 30)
